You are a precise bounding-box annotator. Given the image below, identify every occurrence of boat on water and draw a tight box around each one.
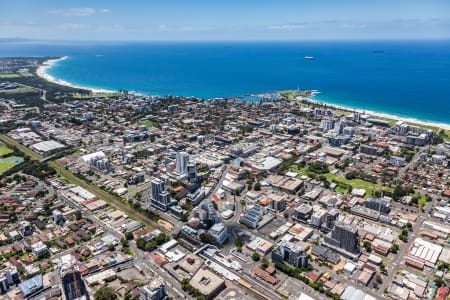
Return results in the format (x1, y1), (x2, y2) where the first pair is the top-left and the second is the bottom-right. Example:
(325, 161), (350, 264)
(304, 56), (315, 60)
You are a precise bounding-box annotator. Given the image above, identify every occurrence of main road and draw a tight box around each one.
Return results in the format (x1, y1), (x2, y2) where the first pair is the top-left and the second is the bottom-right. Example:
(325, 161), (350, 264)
(0, 134), (166, 233)
(379, 196), (437, 294)
(57, 183), (187, 299)
(0, 134), (190, 298)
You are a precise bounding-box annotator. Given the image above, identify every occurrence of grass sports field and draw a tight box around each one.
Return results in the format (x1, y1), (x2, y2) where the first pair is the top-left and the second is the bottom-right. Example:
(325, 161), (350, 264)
(0, 146), (14, 157)
(140, 120), (159, 127)
(0, 73), (21, 78)
(0, 156), (24, 175)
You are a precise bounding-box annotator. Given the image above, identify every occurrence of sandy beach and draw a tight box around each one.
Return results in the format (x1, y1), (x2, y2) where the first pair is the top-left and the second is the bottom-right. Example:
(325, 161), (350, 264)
(301, 96), (450, 132)
(36, 57), (450, 132)
(36, 56), (115, 94)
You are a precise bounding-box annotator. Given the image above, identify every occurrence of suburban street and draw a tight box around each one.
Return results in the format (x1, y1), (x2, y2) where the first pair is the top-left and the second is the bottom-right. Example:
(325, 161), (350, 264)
(379, 196), (437, 294)
(0, 134), (166, 233)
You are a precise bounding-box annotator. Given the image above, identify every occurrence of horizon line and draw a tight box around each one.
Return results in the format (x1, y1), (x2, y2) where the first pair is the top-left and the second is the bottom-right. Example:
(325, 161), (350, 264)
(1, 37), (450, 44)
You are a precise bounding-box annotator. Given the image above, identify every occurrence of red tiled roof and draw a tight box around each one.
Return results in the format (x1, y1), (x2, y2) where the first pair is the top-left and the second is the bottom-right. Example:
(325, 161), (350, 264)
(252, 267), (278, 285)
(435, 286), (449, 300)
(150, 252), (167, 265)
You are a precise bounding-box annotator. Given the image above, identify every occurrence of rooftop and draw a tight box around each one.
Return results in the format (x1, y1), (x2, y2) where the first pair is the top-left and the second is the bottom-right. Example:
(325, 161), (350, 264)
(190, 268), (225, 297)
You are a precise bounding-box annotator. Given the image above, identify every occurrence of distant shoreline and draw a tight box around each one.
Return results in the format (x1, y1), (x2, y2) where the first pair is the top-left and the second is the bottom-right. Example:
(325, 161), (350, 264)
(301, 96), (450, 131)
(36, 56), (115, 93)
(36, 56), (450, 131)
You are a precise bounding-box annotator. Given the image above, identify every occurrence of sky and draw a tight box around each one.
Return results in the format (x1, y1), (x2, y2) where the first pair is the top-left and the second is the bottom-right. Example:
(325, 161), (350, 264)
(1, 0), (450, 41)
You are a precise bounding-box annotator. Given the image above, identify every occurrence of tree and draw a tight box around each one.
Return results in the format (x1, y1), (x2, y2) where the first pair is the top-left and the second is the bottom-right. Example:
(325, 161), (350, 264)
(200, 233), (217, 245)
(155, 233), (168, 244)
(391, 243), (399, 254)
(94, 286), (117, 300)
(252, 252), (261, 262)
(437, 262), (449, 271)
(307, 162), (329, 174)
(254, 182), (261, 191)
(73, 210), (82, 220)
(405, 222), (413, 231)
(235, 238), (242, 252)
(212, 201), (218, 210)
(399, 234), (408, 242)
(136, 238), (146, 249)
(376, 274), (383, 284)
(261, 256), (269, 269)
(180, 213), (188, 222)
(434, 277), (445, 287)
(125, 232), (134, 240)
(363, 241), (372, 252)
(380, 262), (387, 273)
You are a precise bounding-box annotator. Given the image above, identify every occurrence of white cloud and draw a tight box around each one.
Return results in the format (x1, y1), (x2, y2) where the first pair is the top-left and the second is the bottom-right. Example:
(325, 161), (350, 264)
(157, 24), (215, 32)
(268, 20), (370, 31)
(268, 24), (310, 30)
(57, 23), (88, 30)
(48, 7), (97, 17)
(96, 24), (125, 32)
(340, 23), (368, 29)
(158, 24), (169, 31)
(100, 8), (110, 13)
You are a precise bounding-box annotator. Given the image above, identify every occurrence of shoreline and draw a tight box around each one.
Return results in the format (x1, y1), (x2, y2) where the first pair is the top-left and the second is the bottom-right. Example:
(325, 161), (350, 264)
(36, 56), (116, 94)
(36, 57), (450, 132)
(301, 96), (450, 131)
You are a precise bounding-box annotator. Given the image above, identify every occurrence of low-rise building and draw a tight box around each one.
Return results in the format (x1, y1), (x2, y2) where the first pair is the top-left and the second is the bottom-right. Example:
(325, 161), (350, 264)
(31, 241), (48, 256)
(140, 277), (168, 300)
(246, 237), (274, 255)
(189, 269), (225, 300)
(293, 204), (313, 223)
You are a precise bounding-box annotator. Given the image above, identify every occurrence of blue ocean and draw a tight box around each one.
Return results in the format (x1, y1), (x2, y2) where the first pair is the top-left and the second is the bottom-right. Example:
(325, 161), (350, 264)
(1, 40), (450, 124)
